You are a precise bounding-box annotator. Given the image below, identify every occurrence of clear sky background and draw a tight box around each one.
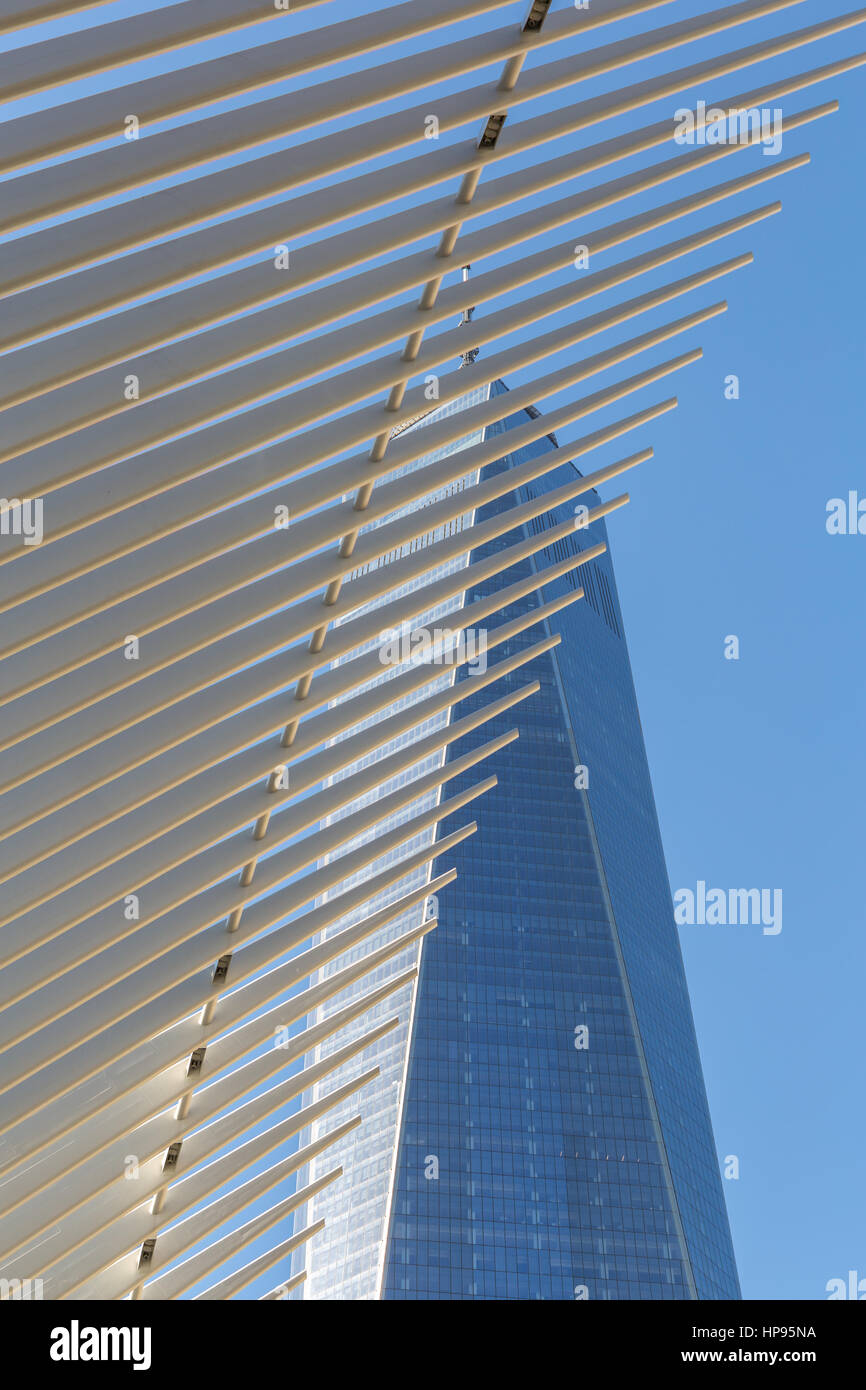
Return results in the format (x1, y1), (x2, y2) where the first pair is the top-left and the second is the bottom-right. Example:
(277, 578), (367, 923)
(2, 0), (863, 1300)
(614, 37), (866, 1304)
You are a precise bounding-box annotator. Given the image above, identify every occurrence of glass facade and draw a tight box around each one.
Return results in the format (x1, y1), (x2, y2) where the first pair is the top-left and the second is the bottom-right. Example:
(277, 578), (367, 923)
(289, 383), (491, 1301)
(298, 379), (739, 1300)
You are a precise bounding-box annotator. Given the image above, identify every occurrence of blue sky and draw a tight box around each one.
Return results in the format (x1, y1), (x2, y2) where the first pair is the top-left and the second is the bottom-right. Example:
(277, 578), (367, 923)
(616, 73), (866, 1300)
(2, 0), (863, 1300)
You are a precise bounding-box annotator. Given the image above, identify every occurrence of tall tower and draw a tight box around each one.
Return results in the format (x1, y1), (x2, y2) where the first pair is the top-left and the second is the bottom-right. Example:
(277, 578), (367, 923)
(294, 377), (739, 1300)
(382, 382), (739, 1300)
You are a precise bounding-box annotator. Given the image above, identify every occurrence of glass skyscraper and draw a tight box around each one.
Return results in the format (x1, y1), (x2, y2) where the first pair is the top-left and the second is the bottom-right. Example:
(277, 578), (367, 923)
(294, 376), (739, 1301)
